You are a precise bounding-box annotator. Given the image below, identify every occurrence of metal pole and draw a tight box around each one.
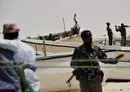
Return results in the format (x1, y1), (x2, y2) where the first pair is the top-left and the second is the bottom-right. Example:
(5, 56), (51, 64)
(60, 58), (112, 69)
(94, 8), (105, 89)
(43, 38), (47, 57)
(63, 18), (66, 32)
(35, 45), (38, 55)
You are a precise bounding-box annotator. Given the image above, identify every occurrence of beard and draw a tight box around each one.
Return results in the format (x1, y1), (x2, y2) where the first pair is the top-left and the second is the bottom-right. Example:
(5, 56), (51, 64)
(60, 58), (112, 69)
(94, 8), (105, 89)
(84, 42), (92, 50)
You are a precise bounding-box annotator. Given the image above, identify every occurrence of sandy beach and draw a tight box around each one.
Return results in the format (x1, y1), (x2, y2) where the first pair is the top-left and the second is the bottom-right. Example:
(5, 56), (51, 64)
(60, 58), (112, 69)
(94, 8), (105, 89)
(2, 0), (130, 91)
(36, 71), (130, 92)
(26, 36), (130, 92)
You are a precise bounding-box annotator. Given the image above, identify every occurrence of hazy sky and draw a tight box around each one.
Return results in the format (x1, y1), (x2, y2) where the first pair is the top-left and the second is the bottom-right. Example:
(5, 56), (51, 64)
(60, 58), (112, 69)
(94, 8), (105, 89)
(0, 0), (130, 38)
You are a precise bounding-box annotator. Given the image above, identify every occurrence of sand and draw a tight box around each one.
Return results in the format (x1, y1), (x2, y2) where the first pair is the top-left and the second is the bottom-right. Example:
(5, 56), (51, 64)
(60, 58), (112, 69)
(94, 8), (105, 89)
(37, 71), (130, 92)
(26, 36), (130, 92)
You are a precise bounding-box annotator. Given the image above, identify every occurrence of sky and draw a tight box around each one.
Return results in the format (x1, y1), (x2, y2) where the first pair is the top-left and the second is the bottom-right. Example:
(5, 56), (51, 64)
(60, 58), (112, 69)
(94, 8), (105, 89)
(0, 0), (130, 38)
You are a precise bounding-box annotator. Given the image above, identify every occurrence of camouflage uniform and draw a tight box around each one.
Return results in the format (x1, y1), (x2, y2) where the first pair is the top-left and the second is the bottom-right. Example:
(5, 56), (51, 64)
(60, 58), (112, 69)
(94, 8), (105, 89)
(106, 26), (113, 45)
(115, 23), (127, 46)
(116, 27), (126, 46)
(70, 44), (107, 92)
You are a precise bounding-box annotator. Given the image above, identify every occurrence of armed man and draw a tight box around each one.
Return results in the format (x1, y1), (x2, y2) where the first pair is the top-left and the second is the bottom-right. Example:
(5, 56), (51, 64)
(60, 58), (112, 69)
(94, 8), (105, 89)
(106, 22), (113, 45)
(115, 23), (130, 46)
(70, 30), (120, 92)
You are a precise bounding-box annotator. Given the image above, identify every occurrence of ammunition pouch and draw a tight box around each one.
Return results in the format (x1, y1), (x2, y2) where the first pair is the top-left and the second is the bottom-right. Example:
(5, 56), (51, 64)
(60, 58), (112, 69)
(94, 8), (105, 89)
(72, 69), (104, 82)
(72, 69), (90, 80)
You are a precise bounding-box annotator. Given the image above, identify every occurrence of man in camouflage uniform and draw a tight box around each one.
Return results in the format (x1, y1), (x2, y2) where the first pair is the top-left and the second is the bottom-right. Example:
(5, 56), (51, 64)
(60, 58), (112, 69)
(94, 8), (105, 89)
(115, 23), (130, 46)
(106, 22), (113, 45)
(70, 30), (118, 92)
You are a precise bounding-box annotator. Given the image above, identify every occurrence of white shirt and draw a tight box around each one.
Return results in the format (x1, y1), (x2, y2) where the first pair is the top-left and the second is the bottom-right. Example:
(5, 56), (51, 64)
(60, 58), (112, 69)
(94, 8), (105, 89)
(0, 39), (36, 66)
(0, 39), (40, 91)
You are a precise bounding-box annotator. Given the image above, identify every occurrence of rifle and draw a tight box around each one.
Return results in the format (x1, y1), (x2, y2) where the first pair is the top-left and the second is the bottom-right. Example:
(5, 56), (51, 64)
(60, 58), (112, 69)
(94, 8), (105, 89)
(66, 73), (74, 87)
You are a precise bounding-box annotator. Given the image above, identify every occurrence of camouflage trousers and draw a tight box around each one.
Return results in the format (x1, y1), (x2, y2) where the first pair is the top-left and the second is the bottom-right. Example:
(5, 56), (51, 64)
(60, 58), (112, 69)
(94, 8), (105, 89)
(121, 35), (126, 46)
(79, 75), (102, 92)
(108, 35), (113, 45)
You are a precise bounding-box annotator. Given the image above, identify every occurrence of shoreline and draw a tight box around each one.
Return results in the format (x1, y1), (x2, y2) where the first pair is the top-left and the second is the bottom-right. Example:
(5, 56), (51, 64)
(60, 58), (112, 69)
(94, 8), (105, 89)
(28, 36), (130, 92)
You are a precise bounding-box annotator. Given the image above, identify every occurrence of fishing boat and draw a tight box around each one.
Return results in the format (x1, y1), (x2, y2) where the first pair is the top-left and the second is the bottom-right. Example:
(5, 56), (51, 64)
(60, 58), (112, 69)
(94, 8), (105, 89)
(22, 38), (130, 91)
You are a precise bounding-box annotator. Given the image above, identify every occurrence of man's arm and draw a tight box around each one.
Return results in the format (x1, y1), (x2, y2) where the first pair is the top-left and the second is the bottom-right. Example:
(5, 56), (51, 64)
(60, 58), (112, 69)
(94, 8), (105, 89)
(96, 46), (118, 64)
(0, 39), (18, 52)
(67, 47), (79, 87)
(124, 25), (130, 27)
(95, 46), (107, 59)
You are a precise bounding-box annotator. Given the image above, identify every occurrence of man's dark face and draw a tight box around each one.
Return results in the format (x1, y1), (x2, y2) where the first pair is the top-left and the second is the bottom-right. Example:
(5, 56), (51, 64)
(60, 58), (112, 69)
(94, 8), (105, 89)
(106, 23), (110, 26)
(121, 23), (124, 27)
(83, 36), (92, 45)
(81, 30), (93, 47)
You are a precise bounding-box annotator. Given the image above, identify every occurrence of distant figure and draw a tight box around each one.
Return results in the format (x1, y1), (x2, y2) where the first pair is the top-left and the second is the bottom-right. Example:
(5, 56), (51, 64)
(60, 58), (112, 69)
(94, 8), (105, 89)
(38, 35), (43, 40)
(71, 13), (80, 36)
(115, 23), (130, 46)
(74, 14), (78, 24)
(106, 22), (113, 45)
(48, 33), (53, 40)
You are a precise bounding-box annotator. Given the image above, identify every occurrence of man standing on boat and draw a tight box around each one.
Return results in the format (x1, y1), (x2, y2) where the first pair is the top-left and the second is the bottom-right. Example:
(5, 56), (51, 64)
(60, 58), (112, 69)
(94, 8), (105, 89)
(106, 22), (113, 45)
(70, 30), (119, 92)
(0, 23), (40, 91)
(115, 23), (130, 46)
(71, 13), (80, 35)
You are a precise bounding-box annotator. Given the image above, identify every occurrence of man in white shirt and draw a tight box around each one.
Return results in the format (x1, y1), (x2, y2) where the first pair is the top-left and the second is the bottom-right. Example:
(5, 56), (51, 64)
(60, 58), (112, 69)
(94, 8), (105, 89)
(0, 46), (21, 92)
(0, 23), (40, 91)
